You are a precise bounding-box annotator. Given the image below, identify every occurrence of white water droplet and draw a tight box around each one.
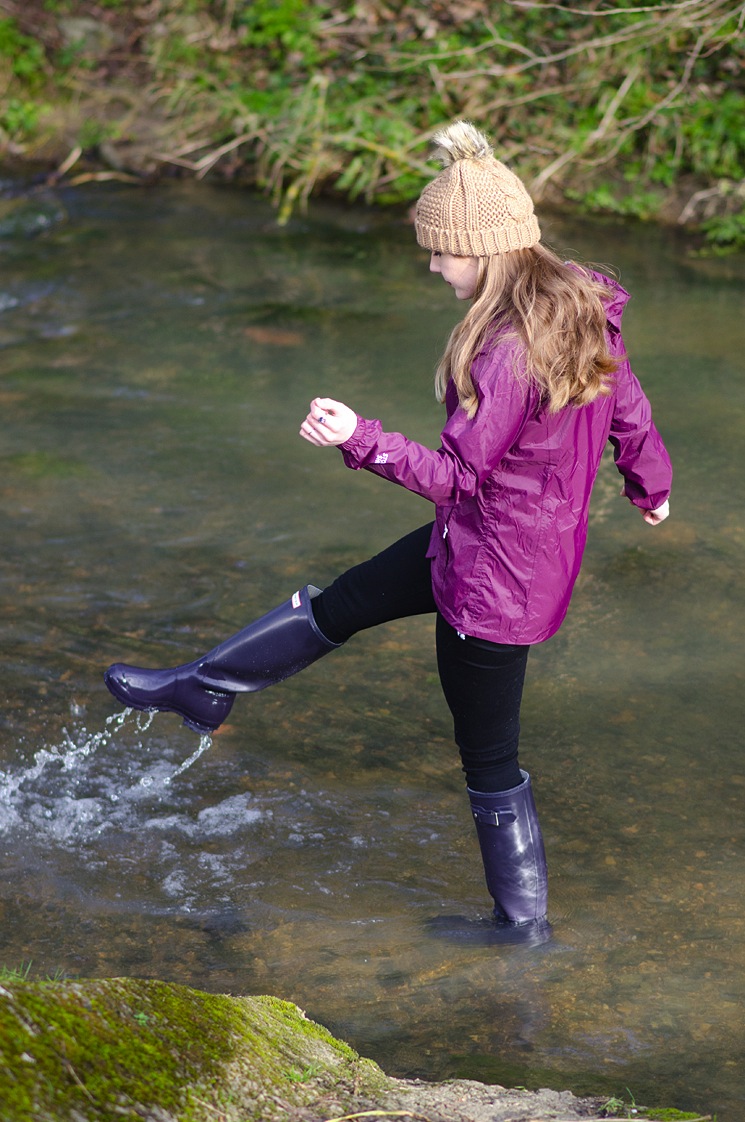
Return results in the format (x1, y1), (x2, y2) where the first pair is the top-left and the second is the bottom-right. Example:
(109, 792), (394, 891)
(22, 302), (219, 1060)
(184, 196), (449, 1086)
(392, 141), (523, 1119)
(163, 734), (213, 784)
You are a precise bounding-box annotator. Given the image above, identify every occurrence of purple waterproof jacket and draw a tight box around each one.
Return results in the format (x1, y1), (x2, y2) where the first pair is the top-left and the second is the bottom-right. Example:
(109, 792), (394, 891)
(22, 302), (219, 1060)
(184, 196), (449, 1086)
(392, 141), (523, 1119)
(340, 274), (672, 645)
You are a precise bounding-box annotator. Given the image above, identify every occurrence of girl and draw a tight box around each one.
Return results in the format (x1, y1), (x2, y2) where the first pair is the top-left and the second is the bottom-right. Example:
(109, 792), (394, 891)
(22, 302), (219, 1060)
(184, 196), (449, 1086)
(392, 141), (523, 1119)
(105, 122), (671, 942)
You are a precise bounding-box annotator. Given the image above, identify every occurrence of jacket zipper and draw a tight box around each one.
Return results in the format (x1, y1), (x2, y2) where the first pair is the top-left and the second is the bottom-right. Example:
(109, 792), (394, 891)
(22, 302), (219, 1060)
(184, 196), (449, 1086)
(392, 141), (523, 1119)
(443, 511), (466, 640)
(442, 513), (452, 568)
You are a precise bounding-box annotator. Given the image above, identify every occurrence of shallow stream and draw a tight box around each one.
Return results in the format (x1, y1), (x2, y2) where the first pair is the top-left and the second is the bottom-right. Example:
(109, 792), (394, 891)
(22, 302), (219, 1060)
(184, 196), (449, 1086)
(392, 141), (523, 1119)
(0, 180), (743, 1119)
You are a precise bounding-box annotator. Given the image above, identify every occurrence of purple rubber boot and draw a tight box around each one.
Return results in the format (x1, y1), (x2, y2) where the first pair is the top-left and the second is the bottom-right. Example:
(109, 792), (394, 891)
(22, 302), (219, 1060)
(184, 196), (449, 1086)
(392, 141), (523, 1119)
(104, 585), (342, 734)
(426, 771), (551, 946)
(468, 771), (551, 942)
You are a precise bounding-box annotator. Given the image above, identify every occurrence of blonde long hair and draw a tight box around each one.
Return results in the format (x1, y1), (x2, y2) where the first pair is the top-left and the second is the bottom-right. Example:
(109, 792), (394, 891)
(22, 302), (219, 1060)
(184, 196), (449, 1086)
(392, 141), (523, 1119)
(435, 243), (620, 418)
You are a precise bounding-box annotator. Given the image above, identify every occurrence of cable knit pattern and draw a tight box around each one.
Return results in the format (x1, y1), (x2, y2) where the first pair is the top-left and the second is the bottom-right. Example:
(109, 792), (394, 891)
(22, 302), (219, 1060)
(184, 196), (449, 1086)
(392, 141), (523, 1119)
(415, 121), (540, 256)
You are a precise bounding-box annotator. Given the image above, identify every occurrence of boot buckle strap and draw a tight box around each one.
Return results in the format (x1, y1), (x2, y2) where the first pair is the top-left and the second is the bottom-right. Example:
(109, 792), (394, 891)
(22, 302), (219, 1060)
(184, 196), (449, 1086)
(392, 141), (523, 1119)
(472, 807), (517, 827)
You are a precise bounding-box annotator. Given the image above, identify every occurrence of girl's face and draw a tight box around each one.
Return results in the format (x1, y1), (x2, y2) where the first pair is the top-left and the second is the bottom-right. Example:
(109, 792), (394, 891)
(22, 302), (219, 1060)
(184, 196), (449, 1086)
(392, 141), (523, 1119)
(430, 251), (480, 300)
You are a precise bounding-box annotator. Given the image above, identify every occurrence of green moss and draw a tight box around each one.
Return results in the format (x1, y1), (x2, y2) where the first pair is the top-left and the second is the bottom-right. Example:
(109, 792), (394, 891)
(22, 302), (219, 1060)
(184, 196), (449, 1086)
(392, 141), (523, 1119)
(0, 979), (231, 1118)
(0, 976), (709, 1122)
(0, 977), (387, 1122)
(644, 1112), (713, 1121)
(255, 995), (359, 1061)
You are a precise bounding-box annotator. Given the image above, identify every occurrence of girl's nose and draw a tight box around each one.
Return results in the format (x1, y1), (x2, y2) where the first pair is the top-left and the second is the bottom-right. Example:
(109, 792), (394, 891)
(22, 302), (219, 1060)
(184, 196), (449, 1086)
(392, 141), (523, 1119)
(429, 253), (441, 274)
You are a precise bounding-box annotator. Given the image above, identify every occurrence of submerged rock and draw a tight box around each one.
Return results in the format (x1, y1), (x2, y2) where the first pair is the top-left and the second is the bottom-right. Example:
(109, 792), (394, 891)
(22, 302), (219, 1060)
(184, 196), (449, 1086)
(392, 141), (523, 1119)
(0, 976), (677, 1121)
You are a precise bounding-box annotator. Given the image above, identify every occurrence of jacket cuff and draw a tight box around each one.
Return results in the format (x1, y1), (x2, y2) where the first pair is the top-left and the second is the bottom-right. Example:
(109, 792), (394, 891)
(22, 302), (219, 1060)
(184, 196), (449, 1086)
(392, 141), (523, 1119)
(626, 483), (671, 511)
(339, 415), (381, 469)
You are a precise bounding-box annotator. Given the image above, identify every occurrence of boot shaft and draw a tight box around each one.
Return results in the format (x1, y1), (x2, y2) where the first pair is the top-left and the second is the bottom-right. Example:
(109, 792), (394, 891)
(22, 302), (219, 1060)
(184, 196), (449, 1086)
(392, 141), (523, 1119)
(203, 585), (341, 692)
(468, 771), (548, 924)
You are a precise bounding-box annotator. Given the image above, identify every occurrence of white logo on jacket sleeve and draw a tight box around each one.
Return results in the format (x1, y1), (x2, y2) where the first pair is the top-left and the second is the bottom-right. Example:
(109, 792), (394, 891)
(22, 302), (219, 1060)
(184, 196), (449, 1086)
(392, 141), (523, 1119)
(374, 452), (389, 465)
(292, 591), (302, 609)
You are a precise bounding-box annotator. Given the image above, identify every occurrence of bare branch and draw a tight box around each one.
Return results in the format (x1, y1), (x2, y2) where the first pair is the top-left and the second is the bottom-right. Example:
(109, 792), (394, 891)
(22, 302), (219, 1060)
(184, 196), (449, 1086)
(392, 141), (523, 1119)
(531, 63), (641, 196)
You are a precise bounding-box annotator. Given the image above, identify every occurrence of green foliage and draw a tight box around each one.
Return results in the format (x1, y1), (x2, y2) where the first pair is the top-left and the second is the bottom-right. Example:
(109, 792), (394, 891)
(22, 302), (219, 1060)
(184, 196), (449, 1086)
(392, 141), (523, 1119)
(681, 91), (745, 179)
(78, 117), (118, 149)
(155, 31), (204, 69)
(600, 1088), (639, 1118)
(1, 964), (68, 983)
(701, 207), (745, 252)
(236, 0), (330, 68)
(573, 183), (664, 223)
(0, 16), (47, 141)
(0, 98), (42, 140)
(0, 963), (33, 982)
(0, 18), (46, 86)
(601, 1095), (629, 1117)
(287, 1062), (322, 1083)
(1, 0), (743, 250)
(56, 40), (91, 70)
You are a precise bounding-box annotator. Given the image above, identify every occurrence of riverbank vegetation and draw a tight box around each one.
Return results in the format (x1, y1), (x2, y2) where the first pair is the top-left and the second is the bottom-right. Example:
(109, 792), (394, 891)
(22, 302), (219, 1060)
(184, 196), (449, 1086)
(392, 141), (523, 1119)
(0, 0), (743, 247)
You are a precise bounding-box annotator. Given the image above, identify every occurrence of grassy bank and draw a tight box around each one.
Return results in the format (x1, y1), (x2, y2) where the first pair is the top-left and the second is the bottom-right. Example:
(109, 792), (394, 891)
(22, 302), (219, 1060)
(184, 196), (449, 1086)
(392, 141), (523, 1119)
(0, 0), (743, 247)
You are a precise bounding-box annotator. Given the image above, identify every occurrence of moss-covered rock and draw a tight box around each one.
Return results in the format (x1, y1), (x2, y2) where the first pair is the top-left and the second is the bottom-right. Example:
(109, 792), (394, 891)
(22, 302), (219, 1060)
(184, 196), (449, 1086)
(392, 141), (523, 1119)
(0, 977), (387, 1121)
(0, 976), (700, 1122)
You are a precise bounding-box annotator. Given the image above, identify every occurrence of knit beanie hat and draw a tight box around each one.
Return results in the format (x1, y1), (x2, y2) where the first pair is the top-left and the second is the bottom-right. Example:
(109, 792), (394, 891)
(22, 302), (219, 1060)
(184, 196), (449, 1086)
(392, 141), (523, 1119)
(415, 121), (540, 256)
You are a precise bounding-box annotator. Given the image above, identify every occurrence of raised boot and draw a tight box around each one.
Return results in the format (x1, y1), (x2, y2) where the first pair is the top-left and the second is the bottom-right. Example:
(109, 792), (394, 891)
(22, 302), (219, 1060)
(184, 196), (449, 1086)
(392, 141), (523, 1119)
(468, 770), (551, 941)
(104, 585), (342, 734)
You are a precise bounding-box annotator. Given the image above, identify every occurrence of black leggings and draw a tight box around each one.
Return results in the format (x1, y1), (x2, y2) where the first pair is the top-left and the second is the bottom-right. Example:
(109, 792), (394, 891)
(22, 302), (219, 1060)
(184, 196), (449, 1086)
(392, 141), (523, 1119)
(312, 523), (529, 793)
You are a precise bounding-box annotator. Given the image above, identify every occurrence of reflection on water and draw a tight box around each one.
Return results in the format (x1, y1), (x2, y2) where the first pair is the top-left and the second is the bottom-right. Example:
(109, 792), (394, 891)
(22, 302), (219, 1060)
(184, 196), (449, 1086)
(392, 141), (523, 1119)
(0, 181), (743, 1119)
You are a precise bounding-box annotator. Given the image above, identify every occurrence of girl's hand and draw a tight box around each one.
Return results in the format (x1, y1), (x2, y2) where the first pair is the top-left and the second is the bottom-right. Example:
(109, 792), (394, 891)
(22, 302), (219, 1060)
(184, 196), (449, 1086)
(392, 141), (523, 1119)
(300, 397), (358, 447)
(643, 499), (670, 525)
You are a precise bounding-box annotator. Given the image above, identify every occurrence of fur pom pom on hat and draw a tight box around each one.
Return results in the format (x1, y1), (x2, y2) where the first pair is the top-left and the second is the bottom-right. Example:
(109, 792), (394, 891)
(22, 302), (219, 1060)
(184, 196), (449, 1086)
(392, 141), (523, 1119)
(415, 121), (540, 256)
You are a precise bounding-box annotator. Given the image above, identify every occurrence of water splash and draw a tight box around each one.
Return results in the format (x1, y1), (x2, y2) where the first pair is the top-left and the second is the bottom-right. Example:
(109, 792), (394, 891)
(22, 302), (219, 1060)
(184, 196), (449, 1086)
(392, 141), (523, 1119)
(163, 734), (213, 784)
(0, 708), (132, 808)
(0, 705), (260, 917)
(0, 708), (214, 836)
